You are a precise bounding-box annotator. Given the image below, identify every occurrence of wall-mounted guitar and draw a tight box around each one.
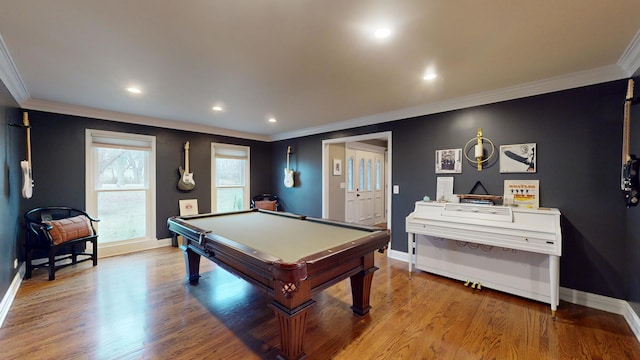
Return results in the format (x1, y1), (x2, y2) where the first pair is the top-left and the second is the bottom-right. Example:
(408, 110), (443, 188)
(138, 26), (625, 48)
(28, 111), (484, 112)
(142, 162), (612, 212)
(621, 79), (639, 207)
(178, 141), (195, 191)
(21, 112), (34, 199)
(284, 146), (294, 188)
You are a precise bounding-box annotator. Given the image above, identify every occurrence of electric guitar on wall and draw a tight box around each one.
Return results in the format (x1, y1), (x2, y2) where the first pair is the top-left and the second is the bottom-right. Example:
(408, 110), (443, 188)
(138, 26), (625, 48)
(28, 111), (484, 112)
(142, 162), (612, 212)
(178, 141), (196, 191)
(284, 146), (294, 188)
(621, 78), (639, 207)
(20, 112), (34, 199)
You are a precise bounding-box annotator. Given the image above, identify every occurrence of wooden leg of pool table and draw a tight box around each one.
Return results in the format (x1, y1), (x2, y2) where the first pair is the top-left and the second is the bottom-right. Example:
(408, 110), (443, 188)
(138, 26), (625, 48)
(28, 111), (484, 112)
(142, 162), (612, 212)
(181, 245), (201, 284)
(350, 252), (379, 316)
(272, 299), (315, 360)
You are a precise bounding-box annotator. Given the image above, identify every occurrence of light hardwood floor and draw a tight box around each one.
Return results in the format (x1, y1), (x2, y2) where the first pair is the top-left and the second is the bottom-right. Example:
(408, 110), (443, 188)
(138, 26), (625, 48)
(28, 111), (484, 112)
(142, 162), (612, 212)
(1, 246), (639, 359)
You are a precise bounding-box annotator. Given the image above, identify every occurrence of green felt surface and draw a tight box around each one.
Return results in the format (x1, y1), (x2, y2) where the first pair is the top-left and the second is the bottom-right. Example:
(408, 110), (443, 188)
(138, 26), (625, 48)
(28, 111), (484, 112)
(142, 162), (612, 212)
(185, 212), (374, 263)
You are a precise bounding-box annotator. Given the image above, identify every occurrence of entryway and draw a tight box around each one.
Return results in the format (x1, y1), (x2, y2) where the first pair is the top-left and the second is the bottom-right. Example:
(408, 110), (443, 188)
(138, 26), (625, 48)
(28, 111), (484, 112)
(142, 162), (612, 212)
(321, 131), (392, 229)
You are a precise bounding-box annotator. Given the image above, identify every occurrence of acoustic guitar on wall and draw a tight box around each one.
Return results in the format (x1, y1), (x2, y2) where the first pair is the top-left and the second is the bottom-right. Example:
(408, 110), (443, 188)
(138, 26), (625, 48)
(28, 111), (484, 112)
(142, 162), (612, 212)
(284, 146), (294, 188)
(178, 141), (195, 191)
(621, 79), (638, 207)
(20, 112), (34, 199)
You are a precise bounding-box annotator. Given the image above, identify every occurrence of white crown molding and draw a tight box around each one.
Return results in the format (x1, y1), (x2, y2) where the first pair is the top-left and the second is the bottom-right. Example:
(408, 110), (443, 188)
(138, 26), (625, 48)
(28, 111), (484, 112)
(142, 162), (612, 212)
(0, 33), (29, 104)
(618, 27), (640, 76)
(21, 98), (271, 142)
(271, 64), (627, 141)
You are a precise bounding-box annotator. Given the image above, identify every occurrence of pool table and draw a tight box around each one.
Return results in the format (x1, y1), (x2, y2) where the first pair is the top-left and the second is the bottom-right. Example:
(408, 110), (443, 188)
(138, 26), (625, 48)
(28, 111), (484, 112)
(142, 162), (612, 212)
(167, 209), (390, 360)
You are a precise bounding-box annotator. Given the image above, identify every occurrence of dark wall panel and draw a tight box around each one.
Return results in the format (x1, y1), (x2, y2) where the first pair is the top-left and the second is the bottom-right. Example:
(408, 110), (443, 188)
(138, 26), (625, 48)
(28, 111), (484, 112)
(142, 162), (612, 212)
(0, 81), (20, 297)
(274, 79), (631, 300)
(18, 111), (272, 242)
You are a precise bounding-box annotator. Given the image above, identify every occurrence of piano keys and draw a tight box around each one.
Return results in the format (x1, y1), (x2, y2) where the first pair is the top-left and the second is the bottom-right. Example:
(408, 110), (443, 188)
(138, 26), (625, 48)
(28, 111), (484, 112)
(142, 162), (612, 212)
(406, 201), (562, 316)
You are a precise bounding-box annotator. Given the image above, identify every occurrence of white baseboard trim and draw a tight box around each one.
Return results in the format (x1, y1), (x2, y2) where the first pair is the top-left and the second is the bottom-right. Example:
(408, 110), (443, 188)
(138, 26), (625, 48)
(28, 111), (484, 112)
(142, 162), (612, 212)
(0, 263), (25, 329)
(98, 237), (172, 258)
(391, 250), (640, 344)
(559, 287), (640, 344)
(388, 248), (409, 263)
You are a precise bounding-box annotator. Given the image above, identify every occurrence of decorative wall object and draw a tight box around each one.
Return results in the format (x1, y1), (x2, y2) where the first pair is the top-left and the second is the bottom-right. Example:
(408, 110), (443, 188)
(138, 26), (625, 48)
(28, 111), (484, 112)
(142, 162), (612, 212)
(503, 180), (539, 208)
(435, 148), (462, 174)
(463, 128), (495, 171)
(500, 143), (536, 173)
(179, 199), (199, 215)
(333, 159), (342, 176)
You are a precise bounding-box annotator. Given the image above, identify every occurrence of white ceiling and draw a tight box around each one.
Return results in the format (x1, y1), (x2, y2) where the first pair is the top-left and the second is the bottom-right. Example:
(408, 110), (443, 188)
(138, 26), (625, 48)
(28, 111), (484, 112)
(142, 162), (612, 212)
(1, 1), (640, 141)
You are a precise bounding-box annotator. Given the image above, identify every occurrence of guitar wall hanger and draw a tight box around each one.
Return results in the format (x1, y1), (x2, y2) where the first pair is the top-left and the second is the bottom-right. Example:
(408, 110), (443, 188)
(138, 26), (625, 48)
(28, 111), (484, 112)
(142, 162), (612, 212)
(178, 141), (196, 191)
(621, 79), (638, 207)
(284, 146), (294, 188)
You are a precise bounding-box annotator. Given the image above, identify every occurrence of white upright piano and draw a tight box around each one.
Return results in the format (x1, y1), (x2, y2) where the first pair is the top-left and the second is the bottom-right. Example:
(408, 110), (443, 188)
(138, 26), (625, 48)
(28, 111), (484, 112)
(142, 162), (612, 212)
(406, 201), (562, 315)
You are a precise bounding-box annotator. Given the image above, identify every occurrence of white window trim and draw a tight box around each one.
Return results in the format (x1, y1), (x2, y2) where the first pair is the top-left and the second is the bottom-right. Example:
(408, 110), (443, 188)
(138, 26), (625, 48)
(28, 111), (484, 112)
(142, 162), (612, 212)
(211, 142), (251, 212)
(85, 129), (158, 257)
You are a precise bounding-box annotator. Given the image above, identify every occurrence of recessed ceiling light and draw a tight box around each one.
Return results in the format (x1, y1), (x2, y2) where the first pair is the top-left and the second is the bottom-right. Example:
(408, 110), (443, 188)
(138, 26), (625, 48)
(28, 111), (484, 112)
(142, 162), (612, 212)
(423, 73), (438, 81)
(212, 105), (224, 112)
(126, 87), (142, 94)
(374, 27), (391, 39)
(268, 117), (277, 123)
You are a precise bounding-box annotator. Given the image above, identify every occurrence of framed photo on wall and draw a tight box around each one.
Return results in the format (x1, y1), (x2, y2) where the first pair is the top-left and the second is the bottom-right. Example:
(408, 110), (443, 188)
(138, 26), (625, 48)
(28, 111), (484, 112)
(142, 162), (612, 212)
(179, 199), (199, 216)
(435, 148), (462, 174)
(333, 159), (342, 176)
(500, 143), (536, 173)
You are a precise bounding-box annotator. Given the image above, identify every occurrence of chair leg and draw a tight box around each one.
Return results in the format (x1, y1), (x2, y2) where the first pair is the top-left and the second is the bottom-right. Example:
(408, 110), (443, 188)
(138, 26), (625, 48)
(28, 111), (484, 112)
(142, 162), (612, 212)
(48, 248), (56, 281)
(92, 238), (98, 266)
(25, 248), (33, 279)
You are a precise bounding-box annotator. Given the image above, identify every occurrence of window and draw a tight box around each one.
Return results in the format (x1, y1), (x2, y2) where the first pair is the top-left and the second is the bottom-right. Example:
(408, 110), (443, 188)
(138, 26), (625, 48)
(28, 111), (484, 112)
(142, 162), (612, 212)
(86, 130), (156, 245)
(212, 143), (250, 212)
(347, 156), (354, 191)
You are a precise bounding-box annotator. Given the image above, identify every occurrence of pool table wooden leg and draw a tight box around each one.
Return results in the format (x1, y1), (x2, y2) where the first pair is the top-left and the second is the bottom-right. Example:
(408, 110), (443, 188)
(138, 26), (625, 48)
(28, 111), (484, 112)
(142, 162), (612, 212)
(181, 245), (201, 284)
(272, 299), (315, 360)
(350, 252), (379, 316)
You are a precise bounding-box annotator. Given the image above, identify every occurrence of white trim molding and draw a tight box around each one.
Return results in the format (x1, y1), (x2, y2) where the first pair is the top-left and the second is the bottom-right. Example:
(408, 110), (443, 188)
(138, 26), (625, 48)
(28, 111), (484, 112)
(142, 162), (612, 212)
(98, 238), (172, 258)
(0, 33), (29, 104)
(560, 287), (640, 344)
(0, 263), (25, 328)
(619, 27), (640, 76)
(271, 65), (628, 141)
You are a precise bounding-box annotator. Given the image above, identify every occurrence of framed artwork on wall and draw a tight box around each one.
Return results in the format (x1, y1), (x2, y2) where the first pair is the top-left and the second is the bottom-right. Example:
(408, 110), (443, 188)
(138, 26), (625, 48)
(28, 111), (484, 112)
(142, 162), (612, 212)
(435, 148), (462, 174)
(179, 199), (199, 216)
(333, 159), (342, 176)
(500, 143), (536, 173)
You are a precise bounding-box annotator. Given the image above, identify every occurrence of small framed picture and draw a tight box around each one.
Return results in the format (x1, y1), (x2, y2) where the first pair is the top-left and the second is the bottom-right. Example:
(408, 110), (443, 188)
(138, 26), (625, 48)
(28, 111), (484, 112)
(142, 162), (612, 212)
(179, 199), (199, 216)
(500, 143), (536, 173)
(504, 180), (539, 208)
(435, 148), (462, 174)
(333, 159), (342, 176)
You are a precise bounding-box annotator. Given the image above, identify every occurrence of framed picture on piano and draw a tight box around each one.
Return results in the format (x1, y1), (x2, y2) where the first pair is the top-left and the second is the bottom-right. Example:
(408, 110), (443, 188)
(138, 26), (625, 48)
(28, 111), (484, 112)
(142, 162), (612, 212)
(504, 180), (539, 208)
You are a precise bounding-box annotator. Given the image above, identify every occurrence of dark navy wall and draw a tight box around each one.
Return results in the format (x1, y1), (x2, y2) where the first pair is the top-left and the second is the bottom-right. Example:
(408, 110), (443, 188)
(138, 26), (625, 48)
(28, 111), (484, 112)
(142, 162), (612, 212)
(273, 79), (634, 302)
(0, 80), (21, 298)
(17, 110), (273, 243)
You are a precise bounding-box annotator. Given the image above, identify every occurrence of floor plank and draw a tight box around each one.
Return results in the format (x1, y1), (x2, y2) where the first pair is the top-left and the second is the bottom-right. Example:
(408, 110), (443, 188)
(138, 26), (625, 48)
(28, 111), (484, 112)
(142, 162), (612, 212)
(1, 247), (639, 359)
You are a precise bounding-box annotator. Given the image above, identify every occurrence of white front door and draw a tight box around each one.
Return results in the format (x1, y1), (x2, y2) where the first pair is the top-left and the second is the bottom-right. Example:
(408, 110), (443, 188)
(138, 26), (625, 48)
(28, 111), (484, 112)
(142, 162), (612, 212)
(345, 146), (384, 225)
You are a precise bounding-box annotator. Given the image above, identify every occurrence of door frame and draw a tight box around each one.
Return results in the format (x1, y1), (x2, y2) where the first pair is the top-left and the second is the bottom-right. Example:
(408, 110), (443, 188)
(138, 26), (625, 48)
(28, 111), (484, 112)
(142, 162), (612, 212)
(321, 131), (392, 230)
